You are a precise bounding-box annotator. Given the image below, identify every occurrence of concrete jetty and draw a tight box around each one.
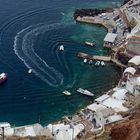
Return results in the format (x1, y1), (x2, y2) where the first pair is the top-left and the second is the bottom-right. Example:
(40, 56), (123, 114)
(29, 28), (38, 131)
(76, 16), (112, 32)
(78, 52), (127, 68)
(78, 52), (111, 61)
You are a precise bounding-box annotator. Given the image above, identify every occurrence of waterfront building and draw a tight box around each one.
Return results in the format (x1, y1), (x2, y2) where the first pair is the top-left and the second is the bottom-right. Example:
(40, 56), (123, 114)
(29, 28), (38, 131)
(0, 123), (44, 137)
(46, 123), (84, 140)
(128, 55), (140, 69)
(0, 122), (14, 136)
(125, 76), (140, 96)
(124, 36), (140, 57)
(14, 123), (43, 137)
(82, 88), (130, 133)
(103, 33), (118, 48)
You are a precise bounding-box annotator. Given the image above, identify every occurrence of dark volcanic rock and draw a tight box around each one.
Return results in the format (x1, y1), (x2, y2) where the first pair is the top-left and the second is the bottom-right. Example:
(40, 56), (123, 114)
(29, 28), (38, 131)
(123, 0), (131, 5)
(74, 8), (113, 19)
(111, 109), (140, 140)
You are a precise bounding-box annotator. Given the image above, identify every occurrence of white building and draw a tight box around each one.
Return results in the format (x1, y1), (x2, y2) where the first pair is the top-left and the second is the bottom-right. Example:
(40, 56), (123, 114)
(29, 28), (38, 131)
(0, 122), (14, 136)
(123, 67), (136, 77)
(128, 55), (140, 69)
(46, 123), (84, 140)
(126, 76), (140, 96)
(14, 123), (43, 137)
(103, 33), (118, 48)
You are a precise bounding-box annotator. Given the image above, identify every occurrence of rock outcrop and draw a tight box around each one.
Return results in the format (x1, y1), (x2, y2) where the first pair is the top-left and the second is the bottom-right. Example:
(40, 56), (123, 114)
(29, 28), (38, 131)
(73, 8), (113, 19)
(111, 109), (140, 140)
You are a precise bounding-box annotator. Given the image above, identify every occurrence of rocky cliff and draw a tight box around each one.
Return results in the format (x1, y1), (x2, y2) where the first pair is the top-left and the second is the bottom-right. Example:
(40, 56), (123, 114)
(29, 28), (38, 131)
(111, 109), (140, 140)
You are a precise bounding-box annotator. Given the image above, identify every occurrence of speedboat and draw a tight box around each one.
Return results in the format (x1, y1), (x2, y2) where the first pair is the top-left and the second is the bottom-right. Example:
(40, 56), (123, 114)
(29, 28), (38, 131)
(77, 88), (94, 97)
(95, 61), (100, 66)
(85, 41), (96, 47)
(0, 73), (7, 84)
(28, 69), (32, 74)
(101, 61), (105, 66)
(59, 45), (64, 51)
(83, 58), (87, 63)
(63, 90), (71, 96)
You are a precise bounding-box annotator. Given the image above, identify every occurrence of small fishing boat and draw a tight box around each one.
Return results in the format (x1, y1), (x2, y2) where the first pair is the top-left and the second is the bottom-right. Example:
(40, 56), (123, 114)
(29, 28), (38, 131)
(28, 69), (32, 74)
(95, 61), (100, 66)
(77, 88), (94, 97)
(89, 60), (93, 65)
(0, 73), (7, 84)
(63, 90), (71, 96)
(59, 45), (64, 51)
(83, 58), (87, 63)
(85, 41), (96, 47)
(101, 61), (105, 66)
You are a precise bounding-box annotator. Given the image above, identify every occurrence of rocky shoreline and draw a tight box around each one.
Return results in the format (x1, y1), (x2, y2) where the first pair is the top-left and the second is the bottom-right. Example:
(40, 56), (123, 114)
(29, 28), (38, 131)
(74, 8), (113, 19)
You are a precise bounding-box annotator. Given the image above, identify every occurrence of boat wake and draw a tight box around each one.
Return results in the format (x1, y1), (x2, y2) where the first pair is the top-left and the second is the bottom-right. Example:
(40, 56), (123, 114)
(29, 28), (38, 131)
(14, 23), (72, 87)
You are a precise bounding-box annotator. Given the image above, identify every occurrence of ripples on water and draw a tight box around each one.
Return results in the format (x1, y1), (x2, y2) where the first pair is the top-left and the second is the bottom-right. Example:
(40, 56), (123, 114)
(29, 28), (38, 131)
(0, 0), (123, 125)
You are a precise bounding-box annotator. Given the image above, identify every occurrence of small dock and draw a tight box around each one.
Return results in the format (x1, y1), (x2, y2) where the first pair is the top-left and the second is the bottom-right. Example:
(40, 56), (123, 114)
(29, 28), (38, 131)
(78, 52), (111, 62)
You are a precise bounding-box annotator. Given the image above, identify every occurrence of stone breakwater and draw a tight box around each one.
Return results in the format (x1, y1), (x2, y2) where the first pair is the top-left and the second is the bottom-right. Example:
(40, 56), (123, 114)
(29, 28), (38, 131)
(74, 8), (113, 19)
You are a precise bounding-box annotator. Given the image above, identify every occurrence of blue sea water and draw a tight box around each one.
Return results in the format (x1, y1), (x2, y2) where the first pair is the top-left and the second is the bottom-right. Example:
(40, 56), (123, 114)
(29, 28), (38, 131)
(0, 0), (123, 126)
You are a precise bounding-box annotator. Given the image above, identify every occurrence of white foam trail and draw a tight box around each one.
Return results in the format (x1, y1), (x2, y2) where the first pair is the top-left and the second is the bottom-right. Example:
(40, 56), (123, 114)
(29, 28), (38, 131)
(13, 23), (73, 87)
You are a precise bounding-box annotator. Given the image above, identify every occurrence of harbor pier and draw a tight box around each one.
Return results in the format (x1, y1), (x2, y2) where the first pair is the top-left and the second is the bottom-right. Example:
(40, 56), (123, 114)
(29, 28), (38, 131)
(78, 52), (127, 68)
(78, 52), (111, 62)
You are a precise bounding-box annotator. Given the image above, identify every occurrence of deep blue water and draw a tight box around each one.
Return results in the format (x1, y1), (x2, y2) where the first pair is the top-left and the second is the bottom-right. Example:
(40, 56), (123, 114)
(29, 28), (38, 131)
(0, 0), (123, 126)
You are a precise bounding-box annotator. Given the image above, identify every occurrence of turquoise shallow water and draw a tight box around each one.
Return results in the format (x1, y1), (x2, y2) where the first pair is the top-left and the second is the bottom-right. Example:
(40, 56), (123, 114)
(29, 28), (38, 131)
(0, 0), (123, 126)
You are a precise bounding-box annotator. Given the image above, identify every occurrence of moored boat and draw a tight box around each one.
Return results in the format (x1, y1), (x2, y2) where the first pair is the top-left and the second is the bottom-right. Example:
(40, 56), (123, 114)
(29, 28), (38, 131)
(85, 41), (96, 47)
(0, 73), (7, 84)
(77, 88), (94, 97)
(95, 61), (100, 66)
(83, 58), (87, 63)
(63, 90), (71, 96)
(89, 59), (93, 65)
(101, 61), (105, 66)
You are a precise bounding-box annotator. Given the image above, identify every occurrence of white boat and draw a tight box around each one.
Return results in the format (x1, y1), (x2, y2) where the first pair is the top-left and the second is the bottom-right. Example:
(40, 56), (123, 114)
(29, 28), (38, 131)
(95, 61), (100, 66)
(63, 90), (71, 96)
(85, 41), (96, 47)
(28, 69), (32, 74)
(77, 88), (94, 97)
(59, 45), (64, 51)
(61, 12), (65, 15)
(89, 60), (93, 65)
(0, 73), (7, 84)
(83, 58), (87, 63)
(101, 61), (105, 66)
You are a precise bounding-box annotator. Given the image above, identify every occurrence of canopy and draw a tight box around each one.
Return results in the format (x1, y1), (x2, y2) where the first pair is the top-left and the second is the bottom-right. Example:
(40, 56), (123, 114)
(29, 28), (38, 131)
(124, 67), (136, 75)
(104, 33), (117, 43)
(128, 55), (140, 65)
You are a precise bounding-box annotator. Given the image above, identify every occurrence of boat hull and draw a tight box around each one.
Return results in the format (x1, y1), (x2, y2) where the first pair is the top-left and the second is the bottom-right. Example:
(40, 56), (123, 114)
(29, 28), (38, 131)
(0, 73), (8, 85)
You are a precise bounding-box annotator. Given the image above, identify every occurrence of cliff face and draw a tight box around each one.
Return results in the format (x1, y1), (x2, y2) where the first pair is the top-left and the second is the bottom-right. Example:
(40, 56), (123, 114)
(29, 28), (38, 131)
(111, 110), (140, 140)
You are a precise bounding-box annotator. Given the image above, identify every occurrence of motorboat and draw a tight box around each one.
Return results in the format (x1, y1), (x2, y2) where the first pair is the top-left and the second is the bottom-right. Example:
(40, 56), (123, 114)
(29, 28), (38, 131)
(63, 90), (71, 96)
(85, 41), (96, 47)
(95, 61), (100, 66)
(0, 73), (7, 84)
(83, 58), (87, 63)
(59, 45), (64, 51)
(101, 61), (105, 66)
(77, 88), (94, 97)
(28, 69), (32, 74)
